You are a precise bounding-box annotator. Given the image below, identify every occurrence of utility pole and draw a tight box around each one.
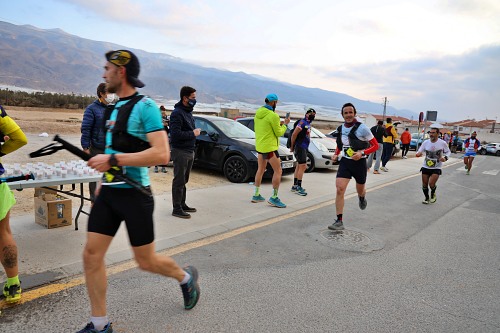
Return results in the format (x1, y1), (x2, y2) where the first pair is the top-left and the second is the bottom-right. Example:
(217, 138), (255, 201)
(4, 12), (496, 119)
(382, 97), (387, 123)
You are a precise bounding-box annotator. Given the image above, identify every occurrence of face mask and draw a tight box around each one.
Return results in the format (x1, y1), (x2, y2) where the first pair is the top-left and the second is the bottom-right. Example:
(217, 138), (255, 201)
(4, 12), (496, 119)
(188, 98), (197, 107)
(105, 94), (116, 104)
(308, 115), (315, 121)
(471, 135), (476, 139)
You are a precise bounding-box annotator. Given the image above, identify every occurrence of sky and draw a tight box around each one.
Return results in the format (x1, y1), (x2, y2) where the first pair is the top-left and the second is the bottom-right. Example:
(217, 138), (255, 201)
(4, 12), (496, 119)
(1, 0), (500, 121)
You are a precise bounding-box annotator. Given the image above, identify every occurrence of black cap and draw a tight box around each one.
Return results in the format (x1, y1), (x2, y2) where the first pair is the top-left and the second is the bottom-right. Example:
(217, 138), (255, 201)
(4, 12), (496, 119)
(105, 50), (145, 88)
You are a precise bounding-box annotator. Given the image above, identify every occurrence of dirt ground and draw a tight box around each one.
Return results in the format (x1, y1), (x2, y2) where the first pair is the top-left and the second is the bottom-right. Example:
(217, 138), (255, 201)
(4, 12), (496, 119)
(3, 106), (228, 217)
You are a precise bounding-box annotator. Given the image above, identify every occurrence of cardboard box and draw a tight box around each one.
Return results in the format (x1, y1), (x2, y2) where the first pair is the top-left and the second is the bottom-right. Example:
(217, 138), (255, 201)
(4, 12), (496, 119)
(34, 186), (58, 197)
(34, 194), (72, 229)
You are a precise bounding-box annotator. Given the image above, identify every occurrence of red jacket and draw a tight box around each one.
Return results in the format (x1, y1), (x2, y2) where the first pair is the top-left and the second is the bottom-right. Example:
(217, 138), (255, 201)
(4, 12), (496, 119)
(400, 131), (411, 144)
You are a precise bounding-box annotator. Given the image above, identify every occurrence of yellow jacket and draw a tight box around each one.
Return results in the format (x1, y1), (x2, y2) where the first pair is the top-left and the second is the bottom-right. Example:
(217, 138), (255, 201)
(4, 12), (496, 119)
(382, 123), (398, 144)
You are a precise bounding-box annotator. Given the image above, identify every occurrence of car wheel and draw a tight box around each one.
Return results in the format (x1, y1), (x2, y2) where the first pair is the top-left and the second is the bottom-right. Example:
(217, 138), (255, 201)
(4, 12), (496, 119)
(306, 152), (315, 173)
(223, 155), (250, 183)
(480, 149), (487, 155)
(496, 151), (500, 156)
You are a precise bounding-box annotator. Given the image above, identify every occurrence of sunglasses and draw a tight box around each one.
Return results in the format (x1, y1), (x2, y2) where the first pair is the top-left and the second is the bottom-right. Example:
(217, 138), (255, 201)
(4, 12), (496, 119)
(108, 51), (131, 66)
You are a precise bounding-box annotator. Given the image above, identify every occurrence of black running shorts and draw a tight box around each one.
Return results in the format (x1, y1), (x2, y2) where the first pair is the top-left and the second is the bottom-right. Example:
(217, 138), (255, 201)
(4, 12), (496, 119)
(336, 158), (367, 184)
(257, 151), (279, 159)
(294, 147), (308, 164)
(88, 185), (155, 247)
(420, 167), (442, 175)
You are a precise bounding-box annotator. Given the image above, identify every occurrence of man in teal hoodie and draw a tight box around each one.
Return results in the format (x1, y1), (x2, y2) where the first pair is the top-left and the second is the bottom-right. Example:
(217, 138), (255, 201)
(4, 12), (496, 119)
(252, 93), (290, 208)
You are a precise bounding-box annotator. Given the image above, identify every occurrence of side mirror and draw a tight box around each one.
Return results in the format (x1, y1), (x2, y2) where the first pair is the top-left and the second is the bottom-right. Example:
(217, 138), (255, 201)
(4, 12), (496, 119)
(208, 132), (219, 141)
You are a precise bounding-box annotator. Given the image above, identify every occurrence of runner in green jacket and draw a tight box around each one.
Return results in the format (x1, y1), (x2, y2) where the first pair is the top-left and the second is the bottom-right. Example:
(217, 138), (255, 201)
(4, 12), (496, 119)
(251, 93), (290, 208)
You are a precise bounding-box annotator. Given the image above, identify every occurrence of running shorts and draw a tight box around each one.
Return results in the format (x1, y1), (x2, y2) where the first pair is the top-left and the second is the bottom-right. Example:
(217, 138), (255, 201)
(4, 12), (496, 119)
(464, 151), (476, 157)
(336, 158), (367, 184)
(257, 151), (279, 160)
(294, 147), (308, 164)
(0, 183), (16, 221)
(420, 167), (442, 175)
(88, 185), (155, 247)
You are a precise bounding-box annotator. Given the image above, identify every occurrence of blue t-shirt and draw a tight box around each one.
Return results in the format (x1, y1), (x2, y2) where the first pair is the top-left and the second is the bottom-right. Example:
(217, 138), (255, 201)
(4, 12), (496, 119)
(295, 118), (311, 149)
(103, 96), (163, 188)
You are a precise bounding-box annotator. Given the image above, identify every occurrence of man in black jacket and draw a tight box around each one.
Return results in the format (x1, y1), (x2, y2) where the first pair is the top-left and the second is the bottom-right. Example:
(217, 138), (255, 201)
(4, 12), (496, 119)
(169, 86), (201, 218)
(366, 120), (385, 174)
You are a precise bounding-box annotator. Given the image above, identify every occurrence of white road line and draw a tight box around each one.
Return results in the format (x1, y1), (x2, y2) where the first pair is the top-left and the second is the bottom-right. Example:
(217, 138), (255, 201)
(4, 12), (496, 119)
(482, 170), (500, 175)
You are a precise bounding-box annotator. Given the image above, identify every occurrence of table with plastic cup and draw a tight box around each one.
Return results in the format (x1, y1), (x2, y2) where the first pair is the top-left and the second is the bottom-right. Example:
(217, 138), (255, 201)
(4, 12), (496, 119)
(5, 161), (102, 230)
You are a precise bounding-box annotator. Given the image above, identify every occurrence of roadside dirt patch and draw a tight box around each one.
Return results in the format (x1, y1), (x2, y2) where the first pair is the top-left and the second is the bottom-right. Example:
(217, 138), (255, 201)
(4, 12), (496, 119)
(3, 106), (228, 217)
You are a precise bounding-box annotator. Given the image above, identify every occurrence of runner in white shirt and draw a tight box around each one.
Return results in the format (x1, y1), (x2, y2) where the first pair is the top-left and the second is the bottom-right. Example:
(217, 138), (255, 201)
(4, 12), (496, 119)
(415, 127), (451, 204)
(463, 131), (481, 175)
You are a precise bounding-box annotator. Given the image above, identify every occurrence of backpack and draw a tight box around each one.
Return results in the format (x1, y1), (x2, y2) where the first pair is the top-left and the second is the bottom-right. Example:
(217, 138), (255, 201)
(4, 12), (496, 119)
(103, 94), (152, 153)
(336, 122), (370, 151)
(286, 119), (301, 148)
(383, 125), (393, 137)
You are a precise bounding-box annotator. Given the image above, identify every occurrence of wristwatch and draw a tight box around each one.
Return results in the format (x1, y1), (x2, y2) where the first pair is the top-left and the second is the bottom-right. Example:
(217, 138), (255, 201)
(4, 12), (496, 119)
(361, 151), (366, 157)
(109, 153), (118, 167)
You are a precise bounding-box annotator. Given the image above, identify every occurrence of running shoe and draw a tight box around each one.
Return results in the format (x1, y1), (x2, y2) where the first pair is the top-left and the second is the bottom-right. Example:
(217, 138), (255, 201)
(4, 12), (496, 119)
(181, 266), (200, 310)
(328, 219), (344, 231)
(154, 166), (159, 173)
(465, 165), (468, 170)
(295, 186), (307, 196)
(466, 170), (470, 175)
(430, 193), (437, 203)
(161, 167), (167, 173)
(359, 196), (367, 210)
(3, 283), (22, 303)
(251, 194), (266, 203)
(380, 166), (388, 172)
(268, 197), (286, 208)
(403, 156), (408, 159)
(76, 322), (113, 333)
(422, 198), (430, 204)
(291, 185), (298, 192)
(373, 170), (380, 174)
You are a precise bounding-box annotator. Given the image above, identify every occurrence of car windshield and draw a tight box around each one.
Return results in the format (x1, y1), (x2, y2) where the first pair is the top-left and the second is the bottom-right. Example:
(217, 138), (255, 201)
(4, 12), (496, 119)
(287, 123), (324, 138)
(212, 119), (255, 139)
(310, 127), (326, 138)
(412, 133), (429, 140)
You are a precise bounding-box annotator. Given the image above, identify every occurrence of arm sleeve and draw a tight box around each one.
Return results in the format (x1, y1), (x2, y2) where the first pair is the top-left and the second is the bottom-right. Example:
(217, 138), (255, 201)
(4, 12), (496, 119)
(364, 137), (379, 155)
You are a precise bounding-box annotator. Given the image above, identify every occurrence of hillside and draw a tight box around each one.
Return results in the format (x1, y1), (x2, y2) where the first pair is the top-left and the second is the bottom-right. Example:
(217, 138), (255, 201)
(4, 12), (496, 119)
(0, 21), (412, 117)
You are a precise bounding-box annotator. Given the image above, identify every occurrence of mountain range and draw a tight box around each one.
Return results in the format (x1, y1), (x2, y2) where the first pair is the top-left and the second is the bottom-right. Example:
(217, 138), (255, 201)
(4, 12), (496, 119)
(0, 21), (414, 118)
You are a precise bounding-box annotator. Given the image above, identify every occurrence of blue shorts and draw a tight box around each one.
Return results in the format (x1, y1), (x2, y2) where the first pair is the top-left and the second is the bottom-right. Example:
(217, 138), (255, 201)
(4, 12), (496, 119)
(464, 151), (476, 157)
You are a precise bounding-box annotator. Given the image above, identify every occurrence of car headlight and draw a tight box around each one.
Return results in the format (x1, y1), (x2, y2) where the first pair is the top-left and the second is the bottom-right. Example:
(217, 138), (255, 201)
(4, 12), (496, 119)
(312, 141), (329, 152)
(251, 151), (259, 158)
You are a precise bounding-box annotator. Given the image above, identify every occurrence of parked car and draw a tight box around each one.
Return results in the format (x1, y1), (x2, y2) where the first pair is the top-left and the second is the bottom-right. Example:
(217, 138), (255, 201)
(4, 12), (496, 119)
(409, 133), (429, 151)
(485, 143), (500, 156)
(193, 115), (295, 183)
(325, 129), (339, 139)
(478, 145), (487, 155)
(236, 117), (337, 172)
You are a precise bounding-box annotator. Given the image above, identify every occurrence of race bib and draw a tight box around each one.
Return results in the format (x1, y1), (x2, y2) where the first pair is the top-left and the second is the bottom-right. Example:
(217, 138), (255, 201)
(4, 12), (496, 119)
(343, 147), (355, 157)
(425, 158), (437, 167)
